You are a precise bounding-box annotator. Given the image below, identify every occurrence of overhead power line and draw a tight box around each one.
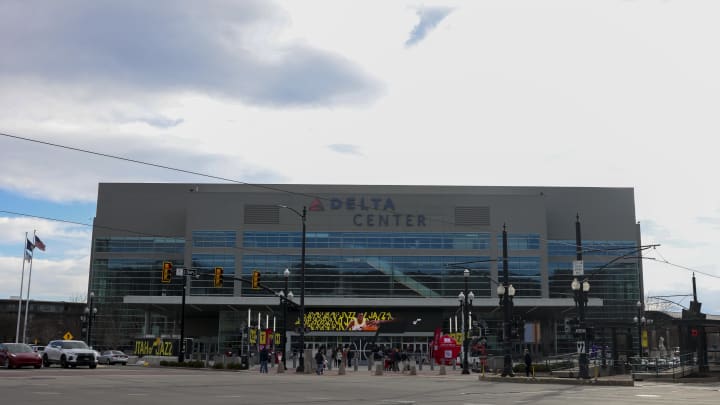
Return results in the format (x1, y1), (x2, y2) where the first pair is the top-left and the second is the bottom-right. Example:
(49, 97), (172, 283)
(1, 131), (671, 257)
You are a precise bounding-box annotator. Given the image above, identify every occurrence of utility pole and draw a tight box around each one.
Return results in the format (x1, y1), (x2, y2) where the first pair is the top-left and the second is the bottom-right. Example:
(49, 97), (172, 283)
(575, 214), (590, 379)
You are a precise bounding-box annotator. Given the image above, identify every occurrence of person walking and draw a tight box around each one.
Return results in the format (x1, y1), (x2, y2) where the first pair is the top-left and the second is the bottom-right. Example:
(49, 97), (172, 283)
(259, 346), (269, 373)
(315, 350), (325, 375)
(524, 349), (532, 378)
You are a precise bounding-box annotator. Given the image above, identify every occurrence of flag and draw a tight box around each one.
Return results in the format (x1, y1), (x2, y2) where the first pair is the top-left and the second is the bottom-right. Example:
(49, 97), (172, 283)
(34, 235), (46, 251)
(24, 250), (32, 262)
(26, 239), (34, 251)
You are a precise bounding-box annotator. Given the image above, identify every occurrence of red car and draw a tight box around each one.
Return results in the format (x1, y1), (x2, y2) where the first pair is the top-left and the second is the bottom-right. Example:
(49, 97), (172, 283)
(1, 343), (43, 369)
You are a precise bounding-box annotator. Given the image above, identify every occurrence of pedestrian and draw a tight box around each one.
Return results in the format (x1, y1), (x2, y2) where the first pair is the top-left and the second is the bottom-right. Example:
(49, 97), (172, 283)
(259, 346), (269, 373)
(347, 348), (355, 369)
(524, 349), (532, 378)
(315, 350), (325, 375)
(330, 347), (337, 370)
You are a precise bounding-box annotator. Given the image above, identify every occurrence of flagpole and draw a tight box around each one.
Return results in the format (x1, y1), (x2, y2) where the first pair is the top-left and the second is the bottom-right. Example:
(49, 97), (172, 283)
(15, 232), (29, 343)
(22, 230), (36, 344)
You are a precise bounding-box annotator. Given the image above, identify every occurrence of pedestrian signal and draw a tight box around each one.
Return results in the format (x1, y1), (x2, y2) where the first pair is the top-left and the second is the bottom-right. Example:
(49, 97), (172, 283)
(252, 270), (260, 289)
(214, 267), (223, 288)
(161, 261), (173, 283)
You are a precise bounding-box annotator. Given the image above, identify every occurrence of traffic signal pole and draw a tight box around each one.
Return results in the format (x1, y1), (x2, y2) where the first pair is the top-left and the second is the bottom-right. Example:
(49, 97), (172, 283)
(179, 270), (187, 363)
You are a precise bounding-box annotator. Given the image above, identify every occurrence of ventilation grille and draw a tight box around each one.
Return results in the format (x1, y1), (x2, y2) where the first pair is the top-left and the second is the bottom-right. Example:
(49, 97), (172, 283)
(455, 206), (490, 226)
(244, 205), (280, 224)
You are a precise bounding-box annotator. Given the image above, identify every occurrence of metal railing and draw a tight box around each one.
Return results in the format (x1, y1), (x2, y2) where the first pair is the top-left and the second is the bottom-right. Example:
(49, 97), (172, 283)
(629, 353), (697, 380)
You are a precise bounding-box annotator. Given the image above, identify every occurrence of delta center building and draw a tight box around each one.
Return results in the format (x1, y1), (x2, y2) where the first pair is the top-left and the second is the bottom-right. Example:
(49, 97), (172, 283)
(87, 183), (644, 362)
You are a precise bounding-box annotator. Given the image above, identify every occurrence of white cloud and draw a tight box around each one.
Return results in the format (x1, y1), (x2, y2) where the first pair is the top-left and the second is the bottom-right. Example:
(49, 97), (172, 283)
(0, 255), (90, 301)
(1, 0), (720, 311)
(0, 0), (380, 107)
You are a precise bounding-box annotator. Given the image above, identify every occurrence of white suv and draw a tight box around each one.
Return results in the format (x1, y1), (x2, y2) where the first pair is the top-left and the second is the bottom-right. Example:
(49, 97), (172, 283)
(43, 340), (98, 369)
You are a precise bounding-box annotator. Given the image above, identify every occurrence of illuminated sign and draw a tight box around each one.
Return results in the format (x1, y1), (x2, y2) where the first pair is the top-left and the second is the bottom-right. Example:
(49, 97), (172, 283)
(134, 338), (177, 356)
(308, 197), (426, 228)
(293, 311), (396, 332)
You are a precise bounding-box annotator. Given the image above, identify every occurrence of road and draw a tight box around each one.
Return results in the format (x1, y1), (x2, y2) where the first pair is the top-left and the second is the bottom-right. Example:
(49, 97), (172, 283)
(2, 365), (719, 405)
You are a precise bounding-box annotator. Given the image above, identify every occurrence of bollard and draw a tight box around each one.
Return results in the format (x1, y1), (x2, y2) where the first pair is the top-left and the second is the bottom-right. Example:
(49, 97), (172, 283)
(439, 364), (446, 375)
(410, 365), (417, 375)
(277, 361), (285, 373)
(375, 363), (384, 376)
(452, 358), (456, 371)
(339, 362), (346, 375)
(304, 349), (312, 374)
(354, 357), (358, 372)
(430, 358), (434, 371)
(368, 355), (374, 371)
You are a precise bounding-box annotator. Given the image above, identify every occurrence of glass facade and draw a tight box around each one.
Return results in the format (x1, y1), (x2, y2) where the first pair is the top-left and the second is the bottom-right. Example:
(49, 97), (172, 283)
(498, 257), (542, 297)
(191, 254), (235, 295)
(95, 237), (184, 253)
(91, 257), (185, 350)
(496, 233), (541, 250)
(548, 239), (640, 318)
(244, 231), (490, 250)
(242, 254), (493, 298)
(192, 231), (236, 248)
(547, 240), (637, 257)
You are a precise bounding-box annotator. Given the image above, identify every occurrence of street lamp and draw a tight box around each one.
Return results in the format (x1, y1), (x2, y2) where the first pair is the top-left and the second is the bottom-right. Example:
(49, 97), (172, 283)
(571, 277), (590, 379)
(83, 292), (98, 348)
(279, 268), (292, 369)
(496, 282), (515, 376)
(458, 269), (474, 375)
(278, 205), (307, 373)
(498, 224), (515, 377)
(633, 300), (652, 358)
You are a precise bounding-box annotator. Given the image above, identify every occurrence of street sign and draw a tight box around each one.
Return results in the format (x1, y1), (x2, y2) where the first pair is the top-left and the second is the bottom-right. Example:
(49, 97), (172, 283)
(63, 331), (74, 340)
(576, 341), (585, 353)
(572, 260), (584, 276)
(574, 328), (586, 334)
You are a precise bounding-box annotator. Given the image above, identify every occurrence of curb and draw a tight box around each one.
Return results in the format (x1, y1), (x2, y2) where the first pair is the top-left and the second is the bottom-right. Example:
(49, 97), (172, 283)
(479, 375), (634, 386)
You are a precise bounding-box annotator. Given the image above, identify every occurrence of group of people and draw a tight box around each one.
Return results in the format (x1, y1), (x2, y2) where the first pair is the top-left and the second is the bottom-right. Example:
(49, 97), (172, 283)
(373, 346), (415, 372)
(314, 345), (356, 375)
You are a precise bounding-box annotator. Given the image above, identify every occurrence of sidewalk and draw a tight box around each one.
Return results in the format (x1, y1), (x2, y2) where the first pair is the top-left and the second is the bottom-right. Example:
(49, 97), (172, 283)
(250, 363), (635, 386)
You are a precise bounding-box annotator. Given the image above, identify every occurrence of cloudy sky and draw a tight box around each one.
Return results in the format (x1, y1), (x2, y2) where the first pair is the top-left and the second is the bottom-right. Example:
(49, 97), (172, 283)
(1, 0), (719, 313)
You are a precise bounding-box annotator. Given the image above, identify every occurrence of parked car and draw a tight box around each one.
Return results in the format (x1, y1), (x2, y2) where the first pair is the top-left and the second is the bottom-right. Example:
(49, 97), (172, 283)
(1, 343), (43, 369)
(31, 345), (45, 355)
(43, 340), (98, 369)
(99, 350), (128, 365)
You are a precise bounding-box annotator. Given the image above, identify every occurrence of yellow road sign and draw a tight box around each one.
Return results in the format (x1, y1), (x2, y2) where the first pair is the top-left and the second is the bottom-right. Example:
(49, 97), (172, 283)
(63, 331), (74, 340)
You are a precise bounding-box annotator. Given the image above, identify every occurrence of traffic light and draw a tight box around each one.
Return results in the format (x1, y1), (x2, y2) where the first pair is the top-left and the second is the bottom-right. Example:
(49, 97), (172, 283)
(251, 270), (260, 289)
(214, 267), (223, 288)
(161, 261), (173, 283)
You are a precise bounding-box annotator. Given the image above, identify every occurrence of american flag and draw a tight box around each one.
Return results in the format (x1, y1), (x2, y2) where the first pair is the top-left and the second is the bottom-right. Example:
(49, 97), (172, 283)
(34, 235), (46, 251)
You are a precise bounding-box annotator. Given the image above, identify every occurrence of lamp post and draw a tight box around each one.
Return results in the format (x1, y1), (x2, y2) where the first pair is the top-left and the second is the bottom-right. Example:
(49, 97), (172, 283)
(498, 224), (515, 377)
(633, 300), (652, 358)
(279, 268), (292, 369)
(278, 205), (307, 372)
(571, 277), (590, 379)
(458, 269), (474, 374)
(83, 291), (97, 348)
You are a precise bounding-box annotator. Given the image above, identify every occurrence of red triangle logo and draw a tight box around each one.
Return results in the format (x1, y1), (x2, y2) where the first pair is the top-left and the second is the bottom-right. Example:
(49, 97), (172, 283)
(308, 199), (324, 211)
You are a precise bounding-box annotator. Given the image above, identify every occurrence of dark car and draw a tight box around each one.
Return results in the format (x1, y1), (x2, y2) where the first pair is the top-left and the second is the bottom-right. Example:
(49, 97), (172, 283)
(1, 343), (43, 369)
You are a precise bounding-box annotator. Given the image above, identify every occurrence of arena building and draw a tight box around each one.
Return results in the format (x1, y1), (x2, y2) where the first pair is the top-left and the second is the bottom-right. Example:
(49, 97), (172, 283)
(88, 183), (645, 362)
